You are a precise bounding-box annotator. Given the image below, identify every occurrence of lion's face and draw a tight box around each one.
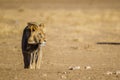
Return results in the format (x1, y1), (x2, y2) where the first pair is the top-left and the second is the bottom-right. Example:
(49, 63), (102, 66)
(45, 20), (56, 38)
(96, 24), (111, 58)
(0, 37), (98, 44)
(27, 22), (46, 45)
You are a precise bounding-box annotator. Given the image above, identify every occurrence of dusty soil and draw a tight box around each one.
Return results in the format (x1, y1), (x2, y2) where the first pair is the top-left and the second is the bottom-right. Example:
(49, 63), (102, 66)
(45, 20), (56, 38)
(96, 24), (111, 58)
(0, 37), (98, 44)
(0, 1), (120, 80)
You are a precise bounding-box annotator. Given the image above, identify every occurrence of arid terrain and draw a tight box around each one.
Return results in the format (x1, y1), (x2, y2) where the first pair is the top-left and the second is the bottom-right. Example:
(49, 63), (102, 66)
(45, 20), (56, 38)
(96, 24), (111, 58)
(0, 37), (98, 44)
(0, 0), (120, 80)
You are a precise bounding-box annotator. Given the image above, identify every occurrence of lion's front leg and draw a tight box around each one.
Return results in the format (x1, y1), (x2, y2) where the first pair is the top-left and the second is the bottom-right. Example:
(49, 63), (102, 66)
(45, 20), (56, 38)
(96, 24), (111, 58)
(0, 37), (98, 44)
(29, 51), (36, 69)
(35, 45), (42, 69)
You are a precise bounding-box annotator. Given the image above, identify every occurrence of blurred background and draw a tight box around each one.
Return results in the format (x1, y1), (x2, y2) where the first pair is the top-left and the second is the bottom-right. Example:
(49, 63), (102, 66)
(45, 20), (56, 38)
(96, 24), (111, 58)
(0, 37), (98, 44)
(0, 0), (120, 80)
(0, 0), (120, 9)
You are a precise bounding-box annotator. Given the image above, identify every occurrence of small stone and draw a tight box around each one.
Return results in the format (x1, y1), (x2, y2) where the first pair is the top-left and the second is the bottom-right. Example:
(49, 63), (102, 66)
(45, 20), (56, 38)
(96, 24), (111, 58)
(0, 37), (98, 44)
(106, 71), (113, 75)
(69, 66), (80, 70)
(61, 75), (67, 79)
(62, 72), (67, 74)
(115, 71), (120, 75)
(85, 66), (92, 70)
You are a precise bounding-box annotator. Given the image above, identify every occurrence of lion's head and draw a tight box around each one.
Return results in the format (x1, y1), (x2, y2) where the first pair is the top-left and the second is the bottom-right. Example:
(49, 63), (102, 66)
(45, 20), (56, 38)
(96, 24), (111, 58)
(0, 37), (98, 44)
(26, 22), (46, 45)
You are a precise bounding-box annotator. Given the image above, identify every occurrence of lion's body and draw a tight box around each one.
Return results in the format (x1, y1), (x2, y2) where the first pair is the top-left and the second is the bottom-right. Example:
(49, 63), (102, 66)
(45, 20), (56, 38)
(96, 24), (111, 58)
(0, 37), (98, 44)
(22, 22), (46, 69)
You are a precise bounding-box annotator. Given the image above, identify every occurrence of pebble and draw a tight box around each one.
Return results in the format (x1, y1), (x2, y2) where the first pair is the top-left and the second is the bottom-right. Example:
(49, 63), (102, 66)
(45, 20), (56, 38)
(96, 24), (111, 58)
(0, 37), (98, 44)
(69, 66), (80, 70)
(106, 71), (113, 75)
(106, 70), (120, 75)
(85, 66), (92, 70)
(115, 70), (120, 75)
(62, 71), (67, 74)
(61, 75), (67, 79)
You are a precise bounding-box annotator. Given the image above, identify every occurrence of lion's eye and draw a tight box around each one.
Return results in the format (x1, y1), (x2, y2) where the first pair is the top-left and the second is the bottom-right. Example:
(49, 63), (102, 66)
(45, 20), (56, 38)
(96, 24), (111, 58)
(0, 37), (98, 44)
(38, 33), (42, 37)
(32, 29), (35, 32)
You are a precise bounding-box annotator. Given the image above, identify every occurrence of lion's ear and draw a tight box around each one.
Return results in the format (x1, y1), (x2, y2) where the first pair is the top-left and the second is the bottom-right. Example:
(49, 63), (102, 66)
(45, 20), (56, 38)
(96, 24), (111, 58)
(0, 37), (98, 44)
(39, 23), (46, 33)
(39, 23), (45, 28)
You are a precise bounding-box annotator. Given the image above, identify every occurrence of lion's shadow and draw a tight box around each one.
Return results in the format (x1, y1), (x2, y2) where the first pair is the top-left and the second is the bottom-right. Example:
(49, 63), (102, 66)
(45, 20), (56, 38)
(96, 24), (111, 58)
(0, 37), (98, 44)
(97, 42), (120, 45)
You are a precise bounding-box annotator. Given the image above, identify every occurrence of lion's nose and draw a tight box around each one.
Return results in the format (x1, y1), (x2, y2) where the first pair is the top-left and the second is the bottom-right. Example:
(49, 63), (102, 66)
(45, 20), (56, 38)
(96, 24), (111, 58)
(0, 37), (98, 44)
(40, 42), (46, 46)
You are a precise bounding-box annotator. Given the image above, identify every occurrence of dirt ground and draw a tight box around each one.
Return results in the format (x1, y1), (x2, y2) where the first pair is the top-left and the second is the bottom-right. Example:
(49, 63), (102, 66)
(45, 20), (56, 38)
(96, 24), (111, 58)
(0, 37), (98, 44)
(0, 1), (120, 80)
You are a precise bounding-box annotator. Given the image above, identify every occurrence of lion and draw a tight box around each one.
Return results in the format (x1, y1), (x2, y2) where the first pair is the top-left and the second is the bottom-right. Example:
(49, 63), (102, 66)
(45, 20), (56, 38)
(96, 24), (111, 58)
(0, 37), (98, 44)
(22, 22), (46, 69)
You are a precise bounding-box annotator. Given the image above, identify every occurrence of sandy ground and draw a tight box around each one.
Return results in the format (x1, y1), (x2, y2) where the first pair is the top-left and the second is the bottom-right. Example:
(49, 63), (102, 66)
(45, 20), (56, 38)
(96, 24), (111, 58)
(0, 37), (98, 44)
(0, 1), (120, 80)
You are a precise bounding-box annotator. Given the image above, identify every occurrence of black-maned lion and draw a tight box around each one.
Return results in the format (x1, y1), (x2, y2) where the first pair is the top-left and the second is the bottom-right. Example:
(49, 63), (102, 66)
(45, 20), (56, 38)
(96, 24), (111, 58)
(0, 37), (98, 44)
(22, 22), (46, 69)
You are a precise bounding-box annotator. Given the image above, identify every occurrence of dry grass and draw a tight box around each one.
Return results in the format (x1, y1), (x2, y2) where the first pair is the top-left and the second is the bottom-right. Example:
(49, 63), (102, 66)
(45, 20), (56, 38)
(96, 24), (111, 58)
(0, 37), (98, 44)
(0, 8), (120, 80)
(0, 9), (119, 36)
